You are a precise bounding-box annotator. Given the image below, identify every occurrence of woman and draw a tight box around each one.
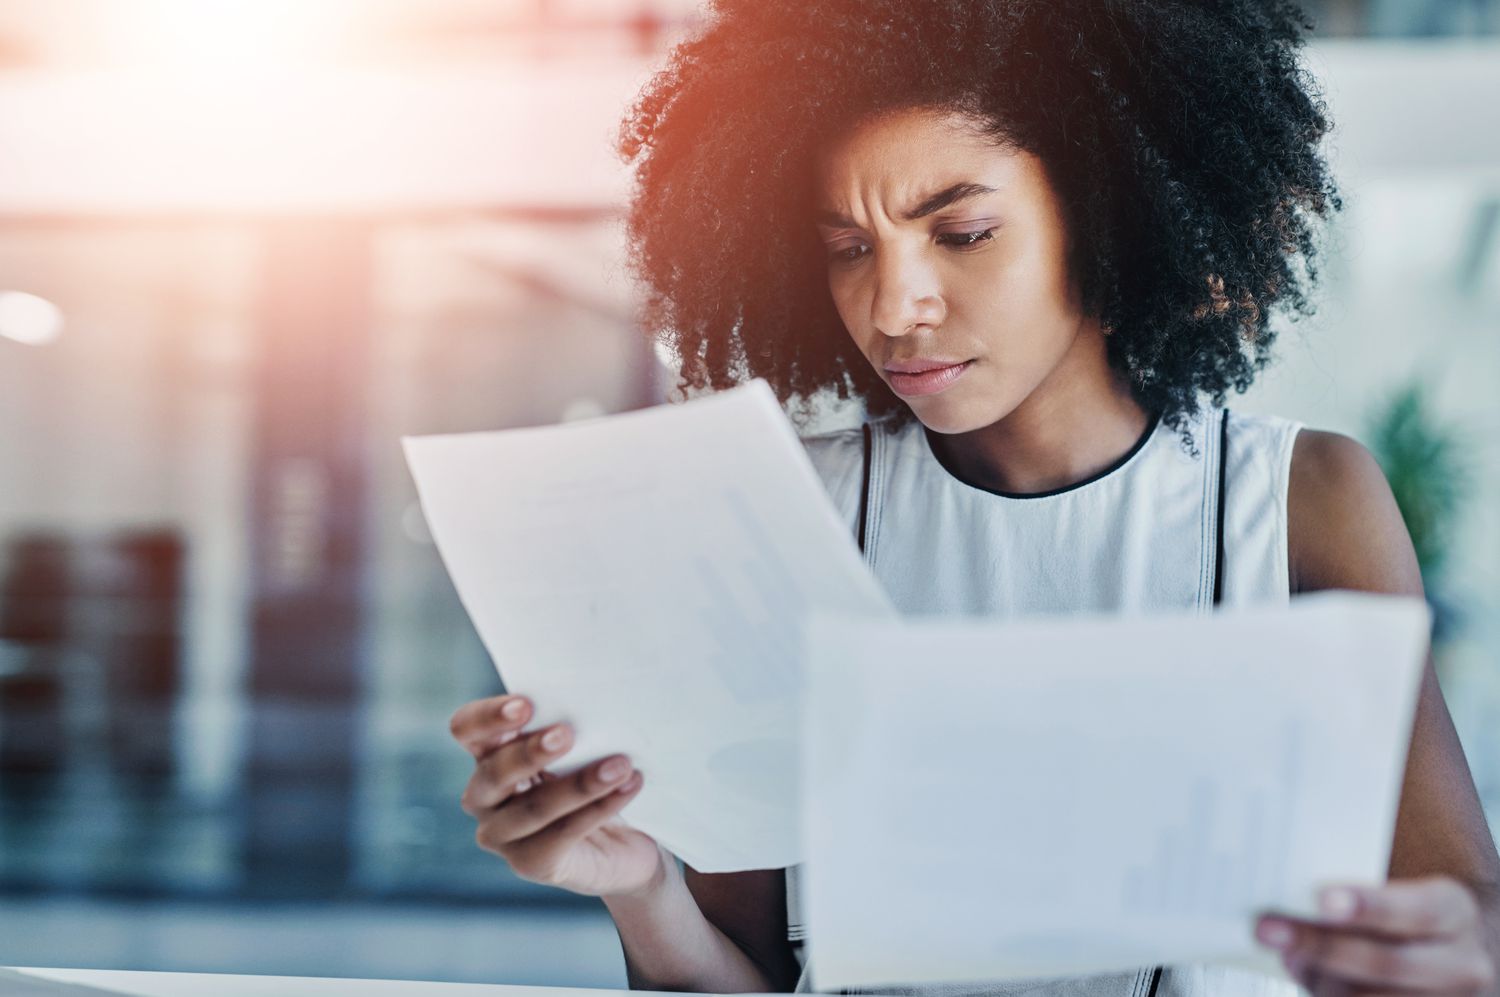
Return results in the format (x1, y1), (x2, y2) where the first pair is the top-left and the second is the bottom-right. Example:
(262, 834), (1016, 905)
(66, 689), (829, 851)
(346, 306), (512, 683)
(448, 1), (1500, 993)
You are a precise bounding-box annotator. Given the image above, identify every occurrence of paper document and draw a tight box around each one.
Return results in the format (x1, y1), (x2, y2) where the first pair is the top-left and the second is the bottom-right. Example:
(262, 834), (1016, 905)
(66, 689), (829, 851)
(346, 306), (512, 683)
(404, 380), (895, 872)
(802, 593), (1430, 989)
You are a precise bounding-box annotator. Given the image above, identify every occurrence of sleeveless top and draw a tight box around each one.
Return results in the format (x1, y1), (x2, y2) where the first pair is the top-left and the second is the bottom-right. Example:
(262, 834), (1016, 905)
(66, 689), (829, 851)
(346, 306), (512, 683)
(786, 405), (1304, 997)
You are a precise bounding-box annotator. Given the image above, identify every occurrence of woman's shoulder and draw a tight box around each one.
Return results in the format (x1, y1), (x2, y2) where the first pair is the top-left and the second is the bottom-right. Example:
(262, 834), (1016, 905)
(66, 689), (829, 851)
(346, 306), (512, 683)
(798, 419), (920, 483)
(1219, 407), (1304, 493)
(1284, 425), (1422, 597)
(798, 426), (868, 527)
(799, 425), (864, 460)
(799, 425), (864, 484)
(1223, 407), (1303, 449)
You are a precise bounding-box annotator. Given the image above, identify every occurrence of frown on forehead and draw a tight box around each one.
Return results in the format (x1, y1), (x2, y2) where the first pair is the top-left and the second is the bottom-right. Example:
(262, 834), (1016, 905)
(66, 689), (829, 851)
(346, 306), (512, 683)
(813, 106), (1030, 217)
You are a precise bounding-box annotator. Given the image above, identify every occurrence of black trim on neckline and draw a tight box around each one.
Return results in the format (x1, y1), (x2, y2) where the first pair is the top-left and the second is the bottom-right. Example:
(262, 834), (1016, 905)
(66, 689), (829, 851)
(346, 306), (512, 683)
(920, 411), (1163, 500)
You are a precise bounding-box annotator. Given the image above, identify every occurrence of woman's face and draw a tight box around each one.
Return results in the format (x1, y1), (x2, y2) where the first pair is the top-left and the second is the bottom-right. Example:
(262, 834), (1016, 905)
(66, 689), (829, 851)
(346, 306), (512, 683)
(814, 106), (1097, 435)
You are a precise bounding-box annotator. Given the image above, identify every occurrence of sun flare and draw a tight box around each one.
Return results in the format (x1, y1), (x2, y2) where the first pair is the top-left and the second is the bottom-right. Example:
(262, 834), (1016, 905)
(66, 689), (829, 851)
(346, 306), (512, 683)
(103, 0), (356, 79)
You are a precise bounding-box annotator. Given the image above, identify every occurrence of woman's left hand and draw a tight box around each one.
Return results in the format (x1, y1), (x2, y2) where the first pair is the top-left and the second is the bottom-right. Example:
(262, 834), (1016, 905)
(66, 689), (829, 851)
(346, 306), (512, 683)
(1255, 876), (1497, 995)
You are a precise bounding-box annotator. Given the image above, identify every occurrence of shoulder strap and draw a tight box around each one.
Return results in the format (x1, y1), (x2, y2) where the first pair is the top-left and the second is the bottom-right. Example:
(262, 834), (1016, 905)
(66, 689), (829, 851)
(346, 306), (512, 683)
(857, 423), (873, 554)
(1212, 409), (1230, 608)
(1144, 415), (1231, 994)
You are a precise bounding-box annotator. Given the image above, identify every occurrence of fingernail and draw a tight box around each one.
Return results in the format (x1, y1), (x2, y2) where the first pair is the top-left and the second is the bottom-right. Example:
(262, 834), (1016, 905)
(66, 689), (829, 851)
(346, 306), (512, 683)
(599, 758), (628, 783)
(541, 726), (568, 751)
(1256, 918), (1293, 950)
(1319, 887), (1358, 921)
(501, 699), (525, 720)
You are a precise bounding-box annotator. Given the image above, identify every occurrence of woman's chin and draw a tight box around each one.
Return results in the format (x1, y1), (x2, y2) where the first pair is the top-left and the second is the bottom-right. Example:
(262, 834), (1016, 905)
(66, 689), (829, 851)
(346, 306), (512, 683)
(905, 398), (1006, 436)
(900, 401), (996, 437)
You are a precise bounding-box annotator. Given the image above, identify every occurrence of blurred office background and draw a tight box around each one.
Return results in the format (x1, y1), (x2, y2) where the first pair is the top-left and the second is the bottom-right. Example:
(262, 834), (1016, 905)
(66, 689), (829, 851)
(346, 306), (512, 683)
(0, 0), (1496, 987)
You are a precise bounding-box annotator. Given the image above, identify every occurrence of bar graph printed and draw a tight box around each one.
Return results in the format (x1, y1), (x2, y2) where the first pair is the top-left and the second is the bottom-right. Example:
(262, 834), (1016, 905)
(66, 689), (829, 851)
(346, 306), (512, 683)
(1120, 719), (1302, 918)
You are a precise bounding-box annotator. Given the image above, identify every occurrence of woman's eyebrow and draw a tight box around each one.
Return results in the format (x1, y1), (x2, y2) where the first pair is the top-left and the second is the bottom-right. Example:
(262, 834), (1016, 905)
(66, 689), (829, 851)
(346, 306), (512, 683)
(815, 182), (998, 229)
(903, 182), (998, 220)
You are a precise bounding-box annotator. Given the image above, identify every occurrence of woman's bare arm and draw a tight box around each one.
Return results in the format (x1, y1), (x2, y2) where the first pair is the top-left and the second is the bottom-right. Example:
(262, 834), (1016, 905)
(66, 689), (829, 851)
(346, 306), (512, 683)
(1277, 429), (1500, 989)
(605, 861), (798, 992)
(684, 867), (803, 991)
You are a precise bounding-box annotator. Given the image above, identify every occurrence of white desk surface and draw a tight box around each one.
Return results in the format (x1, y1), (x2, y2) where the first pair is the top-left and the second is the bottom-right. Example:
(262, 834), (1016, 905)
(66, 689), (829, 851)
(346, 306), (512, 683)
(13, 969), (723, 997)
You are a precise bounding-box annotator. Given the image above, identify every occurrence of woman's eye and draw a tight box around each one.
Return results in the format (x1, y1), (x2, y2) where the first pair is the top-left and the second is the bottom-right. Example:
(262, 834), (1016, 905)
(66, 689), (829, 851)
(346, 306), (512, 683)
(827, 244), (869, 264)
(936, 228), (996, 249)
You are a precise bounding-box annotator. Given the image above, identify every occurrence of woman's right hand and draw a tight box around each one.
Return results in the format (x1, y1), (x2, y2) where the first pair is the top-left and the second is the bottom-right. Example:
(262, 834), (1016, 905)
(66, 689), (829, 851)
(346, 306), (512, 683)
(450, 694), (664, 899)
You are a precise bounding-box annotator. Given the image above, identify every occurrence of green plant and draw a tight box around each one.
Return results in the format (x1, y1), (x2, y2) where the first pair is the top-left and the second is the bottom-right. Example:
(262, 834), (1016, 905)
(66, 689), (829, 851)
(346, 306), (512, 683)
(1366, 381), (1471, 641)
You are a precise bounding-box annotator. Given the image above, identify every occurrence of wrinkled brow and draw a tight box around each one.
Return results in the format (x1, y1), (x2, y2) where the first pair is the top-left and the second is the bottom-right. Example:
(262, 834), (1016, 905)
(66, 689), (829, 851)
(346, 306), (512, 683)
(815, 182), (998, 229)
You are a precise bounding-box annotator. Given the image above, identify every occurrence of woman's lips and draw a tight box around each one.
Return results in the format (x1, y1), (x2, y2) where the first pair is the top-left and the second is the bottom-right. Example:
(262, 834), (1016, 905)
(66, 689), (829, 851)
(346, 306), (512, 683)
(886, 359), (974, 397)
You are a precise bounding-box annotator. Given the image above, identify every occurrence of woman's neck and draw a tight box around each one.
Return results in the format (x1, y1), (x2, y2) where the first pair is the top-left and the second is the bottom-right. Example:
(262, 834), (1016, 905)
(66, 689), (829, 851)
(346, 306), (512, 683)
(924, 327), (1150, 496)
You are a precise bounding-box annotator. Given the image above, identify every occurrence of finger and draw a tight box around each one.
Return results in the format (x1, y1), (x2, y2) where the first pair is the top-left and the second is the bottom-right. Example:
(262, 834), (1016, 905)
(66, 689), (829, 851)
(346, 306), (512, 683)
(500, 771), (645, 876)
(1284, 954), (1351, 997)
(449, 695), (533, 758)
(514, 769), (559, 794)
(1268, 922), (1336, 994)
(541, 770), (644, 849)
(1267, 917), (1496, 993)
(1312, 878), (1480, 939)
(1279, 946), (1314, 992)
(461, 723), (573, 814)
(481, 755), (636, 845)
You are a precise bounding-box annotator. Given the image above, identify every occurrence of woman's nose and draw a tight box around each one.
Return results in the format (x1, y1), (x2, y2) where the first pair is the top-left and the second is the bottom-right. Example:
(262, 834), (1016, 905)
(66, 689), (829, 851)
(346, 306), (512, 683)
(870, 251), (946, 337)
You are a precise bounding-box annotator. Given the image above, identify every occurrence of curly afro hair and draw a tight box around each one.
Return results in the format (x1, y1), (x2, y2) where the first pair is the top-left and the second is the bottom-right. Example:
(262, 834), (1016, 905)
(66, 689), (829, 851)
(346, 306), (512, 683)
(617, 0), (1341, 433)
